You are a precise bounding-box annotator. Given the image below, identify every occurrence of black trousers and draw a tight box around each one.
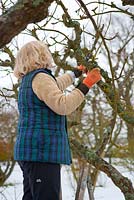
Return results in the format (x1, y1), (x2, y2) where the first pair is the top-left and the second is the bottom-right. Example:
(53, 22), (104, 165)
(18, 161), (61, 200)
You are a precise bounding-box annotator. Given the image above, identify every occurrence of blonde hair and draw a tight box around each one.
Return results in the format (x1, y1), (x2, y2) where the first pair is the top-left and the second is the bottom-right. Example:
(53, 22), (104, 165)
(14, 40), (54, 78)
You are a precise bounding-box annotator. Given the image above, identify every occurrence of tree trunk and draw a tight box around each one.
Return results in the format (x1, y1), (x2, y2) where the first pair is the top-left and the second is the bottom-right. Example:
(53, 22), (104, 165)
(87, 168), (95, 200)
(0, 0), (54, 49)
(75, 163), (89, 200)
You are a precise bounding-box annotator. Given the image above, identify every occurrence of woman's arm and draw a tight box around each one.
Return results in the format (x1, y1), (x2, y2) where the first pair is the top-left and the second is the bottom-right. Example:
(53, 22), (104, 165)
(56, 73), (74, 91)
(32, 73), (84, 115)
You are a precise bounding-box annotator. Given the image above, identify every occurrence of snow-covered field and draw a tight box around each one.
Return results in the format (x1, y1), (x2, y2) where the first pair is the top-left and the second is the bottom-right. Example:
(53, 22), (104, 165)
(0, 163), (133, 200)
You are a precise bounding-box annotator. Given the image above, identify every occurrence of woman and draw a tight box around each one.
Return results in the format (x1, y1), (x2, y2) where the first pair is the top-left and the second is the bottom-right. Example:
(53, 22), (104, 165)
(14, 40), (101, 200)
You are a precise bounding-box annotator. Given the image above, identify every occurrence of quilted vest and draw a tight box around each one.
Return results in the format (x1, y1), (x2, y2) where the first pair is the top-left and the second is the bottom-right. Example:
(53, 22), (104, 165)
(14, 68), (72, 165)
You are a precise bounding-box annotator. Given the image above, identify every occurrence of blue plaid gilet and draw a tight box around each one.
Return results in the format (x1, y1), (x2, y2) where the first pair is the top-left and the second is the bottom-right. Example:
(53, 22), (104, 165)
(14, 68), (72, 165)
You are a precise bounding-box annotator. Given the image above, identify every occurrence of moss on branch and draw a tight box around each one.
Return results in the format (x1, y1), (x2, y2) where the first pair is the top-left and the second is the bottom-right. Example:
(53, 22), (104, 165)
(70, 138), (134, 200)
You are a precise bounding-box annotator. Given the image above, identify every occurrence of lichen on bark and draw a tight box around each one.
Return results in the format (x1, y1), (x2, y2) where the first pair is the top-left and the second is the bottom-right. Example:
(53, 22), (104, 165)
(70, 138), (134, 199)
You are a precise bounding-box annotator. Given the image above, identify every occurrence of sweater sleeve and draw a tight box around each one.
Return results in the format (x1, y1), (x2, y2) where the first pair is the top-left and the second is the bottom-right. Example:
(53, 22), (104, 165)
(56, 73), (74, 91)
(32, 73), (85, 115)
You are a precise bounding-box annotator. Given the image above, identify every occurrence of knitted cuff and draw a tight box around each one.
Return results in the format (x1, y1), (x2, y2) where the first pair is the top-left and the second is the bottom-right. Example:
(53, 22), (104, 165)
(76, 83), (89, 95)
(73, 68), (82, 78)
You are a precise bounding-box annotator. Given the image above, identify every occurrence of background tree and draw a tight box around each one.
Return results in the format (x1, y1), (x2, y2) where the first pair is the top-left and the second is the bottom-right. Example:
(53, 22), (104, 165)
(0, 99), (18, 186)
(0, 0), (134, 199)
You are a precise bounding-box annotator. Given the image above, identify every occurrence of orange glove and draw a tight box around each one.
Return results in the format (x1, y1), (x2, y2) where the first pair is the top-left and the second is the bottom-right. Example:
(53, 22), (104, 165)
(83, 68), (101, 88)
(77, 65), (88, 73)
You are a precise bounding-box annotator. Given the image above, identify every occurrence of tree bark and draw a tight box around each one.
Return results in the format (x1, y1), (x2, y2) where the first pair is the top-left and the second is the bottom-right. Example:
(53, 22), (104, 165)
(71, 139), (134, 200)
(0, 0), (54, 49)
(127, 124), (134, 156)
(122, 0), (134, 6)
(75, 163), (89, 200)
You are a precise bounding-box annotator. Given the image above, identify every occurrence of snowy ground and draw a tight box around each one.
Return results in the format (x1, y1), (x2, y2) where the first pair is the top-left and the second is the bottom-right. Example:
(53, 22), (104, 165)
(0, 163), (133, 200)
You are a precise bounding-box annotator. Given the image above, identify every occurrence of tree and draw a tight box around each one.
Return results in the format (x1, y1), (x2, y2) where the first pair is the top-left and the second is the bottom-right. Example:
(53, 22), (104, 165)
(0, 0), (54, 48)
(0, 101), (18, 186)
(122, 0), (134, 6)
(0, 0), (134, 199)
(0, 0), (133, 49)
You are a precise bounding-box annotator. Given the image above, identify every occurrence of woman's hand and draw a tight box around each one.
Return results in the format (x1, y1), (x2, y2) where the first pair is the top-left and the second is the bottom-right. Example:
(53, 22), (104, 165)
(73, 65), (87, 78)
(83, 68), (101, 88)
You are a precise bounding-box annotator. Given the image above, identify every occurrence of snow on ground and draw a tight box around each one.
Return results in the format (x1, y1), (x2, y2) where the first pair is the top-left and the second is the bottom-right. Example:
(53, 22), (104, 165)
(0, 163), (133, 200)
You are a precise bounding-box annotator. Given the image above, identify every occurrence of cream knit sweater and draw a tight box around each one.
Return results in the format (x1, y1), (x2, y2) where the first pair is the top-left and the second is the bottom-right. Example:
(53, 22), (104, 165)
(32, 73), (85, 115)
